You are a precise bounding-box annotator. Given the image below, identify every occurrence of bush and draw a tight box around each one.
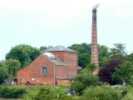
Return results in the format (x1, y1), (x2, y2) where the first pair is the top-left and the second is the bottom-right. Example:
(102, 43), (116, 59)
(71, 65), (100, 95)
(23, 86), (81, 100)
(0, 85), (131, 100)
(82, 86), (124, 100)
(0, 85), (27, 98)
(122, 86), (133, 100)
(122, 93), (133, 100)
(23, 86), (66, 100)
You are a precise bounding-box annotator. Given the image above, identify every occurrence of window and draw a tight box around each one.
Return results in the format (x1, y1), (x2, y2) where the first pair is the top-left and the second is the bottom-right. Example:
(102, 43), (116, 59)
(42, 67), (48, 76)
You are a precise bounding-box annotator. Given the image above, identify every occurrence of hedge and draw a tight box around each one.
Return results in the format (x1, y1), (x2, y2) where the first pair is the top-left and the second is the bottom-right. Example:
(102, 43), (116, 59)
(0, 85), (27, 98)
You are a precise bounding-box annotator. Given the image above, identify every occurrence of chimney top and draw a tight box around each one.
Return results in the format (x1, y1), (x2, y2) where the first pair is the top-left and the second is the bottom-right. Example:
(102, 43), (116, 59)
(92, 4), (99, 12)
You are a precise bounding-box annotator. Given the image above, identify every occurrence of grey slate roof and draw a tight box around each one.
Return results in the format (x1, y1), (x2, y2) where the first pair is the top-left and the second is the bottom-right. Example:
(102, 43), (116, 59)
(45, 46), (76, 53)
(43, 52), (67, 66)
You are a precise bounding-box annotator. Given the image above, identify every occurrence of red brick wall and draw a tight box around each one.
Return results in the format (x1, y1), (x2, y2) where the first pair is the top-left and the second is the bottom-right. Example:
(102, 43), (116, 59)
(17, 55), (55, 85)
(52, 51), (78, 79)
(57, 80), (71, 86)
(55, 65), (68, 79)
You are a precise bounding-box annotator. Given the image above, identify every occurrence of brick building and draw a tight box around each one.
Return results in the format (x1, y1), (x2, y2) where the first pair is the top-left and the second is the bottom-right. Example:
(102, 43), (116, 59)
(17, 46), (78, 86)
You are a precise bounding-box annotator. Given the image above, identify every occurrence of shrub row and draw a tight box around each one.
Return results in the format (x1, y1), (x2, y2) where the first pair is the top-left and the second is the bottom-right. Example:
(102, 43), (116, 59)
(0, 85), (133, 100)
(82, 86), (126, 100)
(23, 86), (80, 100)
(0, 85), (27, 98)
(23, 85), (128, 100)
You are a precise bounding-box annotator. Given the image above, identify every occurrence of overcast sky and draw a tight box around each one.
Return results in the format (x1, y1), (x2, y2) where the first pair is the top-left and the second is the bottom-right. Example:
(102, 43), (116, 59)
(0, 0), (133, 60)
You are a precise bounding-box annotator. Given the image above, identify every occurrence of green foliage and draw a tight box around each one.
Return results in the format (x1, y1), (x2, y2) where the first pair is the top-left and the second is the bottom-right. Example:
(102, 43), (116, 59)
(99, 58), (133, 85)
(23, 86), (79, 100)
(71, 64), (100, 94)
(122, 86), (133, 100)
(4, 59), (21, 78)
(99, 59), (122, 84)
(0, 65), (8, 84)
(6, 44), (41, 67)
(99, 44), (133, 85)
(69, 43), (91, 67)
(0, 85), (27, 98)
(0, 85), (133, 100)
(127, 53), (133, 63)
(109, 43), (127, 60)
(40, 46), (47, 53)
(122, 93), (133, 100)
(69, 43), (110, 67)
(82, 86), (123, 100)
(99, 45), (110, 65)
(112, 61), (133, 85)
(0, 59), (21, 84)
(34, 87), (65, 100)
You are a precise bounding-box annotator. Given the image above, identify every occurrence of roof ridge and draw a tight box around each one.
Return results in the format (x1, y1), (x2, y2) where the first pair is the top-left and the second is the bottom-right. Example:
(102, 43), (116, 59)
(45, 46), (76, 53)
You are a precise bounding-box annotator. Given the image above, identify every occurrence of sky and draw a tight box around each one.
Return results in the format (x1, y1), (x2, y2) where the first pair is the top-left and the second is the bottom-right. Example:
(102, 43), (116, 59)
(0, 0), (133, 60)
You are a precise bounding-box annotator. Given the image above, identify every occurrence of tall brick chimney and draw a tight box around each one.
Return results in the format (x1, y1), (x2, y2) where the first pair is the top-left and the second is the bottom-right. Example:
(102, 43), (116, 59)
(91, 5), (99, 75)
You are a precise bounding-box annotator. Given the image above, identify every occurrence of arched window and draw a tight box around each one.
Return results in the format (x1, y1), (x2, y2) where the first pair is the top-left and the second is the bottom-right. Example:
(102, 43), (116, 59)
(42, 67), (48, 76)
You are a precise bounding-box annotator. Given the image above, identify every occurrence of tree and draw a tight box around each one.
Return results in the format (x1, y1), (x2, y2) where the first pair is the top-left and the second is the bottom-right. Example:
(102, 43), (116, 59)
(114, 44), (127, 56)
(69, 43), (110, 67)
(99, 45), (110, 65)
(99, 44), (133, 85)
(4, 59), (21, 78)
(109, 44), (127, 60)
(82, 86), (123, 100)
(69, 43), (91, 67)
(71, 64), (100, 94)
(127, 53), (133, 62)
(112, 61), (133, 85)
(98, 44), (128, 85)
(0, 59), (21, 84)
(6, 44), (41, 67)
(0, 61), (8, 84)
(99, 59), (121, 84)
(40, 46), (47, 53)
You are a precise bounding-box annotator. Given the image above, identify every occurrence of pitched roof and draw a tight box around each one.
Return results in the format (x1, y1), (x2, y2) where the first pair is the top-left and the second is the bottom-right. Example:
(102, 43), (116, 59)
(43, 52), (67, 66)
(45, 46), (76, 53)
